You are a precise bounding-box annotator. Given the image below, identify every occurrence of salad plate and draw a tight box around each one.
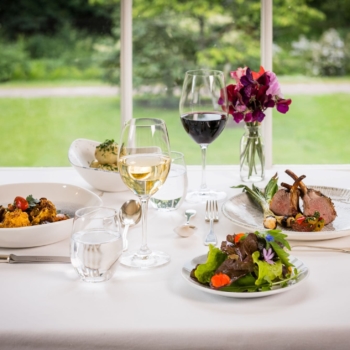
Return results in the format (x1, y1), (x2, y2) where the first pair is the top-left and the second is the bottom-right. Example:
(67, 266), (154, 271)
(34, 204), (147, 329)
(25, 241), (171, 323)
(222, 186), (350, 241)
(182, 254), (309, 299)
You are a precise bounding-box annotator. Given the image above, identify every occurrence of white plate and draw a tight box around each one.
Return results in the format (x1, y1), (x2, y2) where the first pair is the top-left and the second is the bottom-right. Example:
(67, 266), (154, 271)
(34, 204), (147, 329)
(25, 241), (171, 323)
(0, 183), (102, 248)
(222, 186), (350, 241)
(68, 138), (128, 192)
(182, 254), (309, 299)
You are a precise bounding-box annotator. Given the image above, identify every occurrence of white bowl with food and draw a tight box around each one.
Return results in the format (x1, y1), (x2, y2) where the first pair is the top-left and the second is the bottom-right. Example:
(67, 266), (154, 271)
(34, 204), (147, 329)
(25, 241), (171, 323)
(0, 182), (102, 248)
(68, 138), (128, 192)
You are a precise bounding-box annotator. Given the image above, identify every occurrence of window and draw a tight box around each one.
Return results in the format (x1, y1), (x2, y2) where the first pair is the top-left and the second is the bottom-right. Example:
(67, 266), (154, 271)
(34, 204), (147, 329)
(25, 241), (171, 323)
(0, 0), (349, 167)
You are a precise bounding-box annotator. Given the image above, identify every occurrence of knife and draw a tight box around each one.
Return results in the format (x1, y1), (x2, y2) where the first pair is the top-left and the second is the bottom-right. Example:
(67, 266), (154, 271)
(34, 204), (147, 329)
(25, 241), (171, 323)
(291, 245), (350, 253)
(0, 254), (71, 264)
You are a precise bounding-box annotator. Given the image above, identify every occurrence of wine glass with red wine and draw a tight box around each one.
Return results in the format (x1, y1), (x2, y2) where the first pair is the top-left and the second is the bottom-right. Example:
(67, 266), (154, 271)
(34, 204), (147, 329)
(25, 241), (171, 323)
(179, 69), (228, 203)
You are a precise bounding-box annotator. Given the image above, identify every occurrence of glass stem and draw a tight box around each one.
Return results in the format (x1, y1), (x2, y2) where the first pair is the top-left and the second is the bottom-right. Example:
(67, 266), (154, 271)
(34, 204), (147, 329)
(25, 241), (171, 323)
(200, 145), (209, 193)
(137, 197), (152, 257)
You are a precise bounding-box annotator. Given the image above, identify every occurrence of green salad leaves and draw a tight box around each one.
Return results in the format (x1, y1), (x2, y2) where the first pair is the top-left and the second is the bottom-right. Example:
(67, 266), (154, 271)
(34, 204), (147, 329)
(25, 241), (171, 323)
(191, 230), (295, 292)
(194, 245), (227, 284)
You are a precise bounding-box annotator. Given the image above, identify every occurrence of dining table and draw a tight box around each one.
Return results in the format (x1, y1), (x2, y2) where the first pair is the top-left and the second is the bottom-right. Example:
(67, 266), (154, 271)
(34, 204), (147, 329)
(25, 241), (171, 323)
(1, 164), (350, 350)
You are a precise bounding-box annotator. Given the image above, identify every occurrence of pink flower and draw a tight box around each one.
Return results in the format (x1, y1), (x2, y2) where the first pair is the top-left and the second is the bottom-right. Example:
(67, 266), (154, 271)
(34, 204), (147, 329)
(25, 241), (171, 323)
(230, 67), (247, 91)
(266, 71), (282, 97)
(223, 65), (292, 123)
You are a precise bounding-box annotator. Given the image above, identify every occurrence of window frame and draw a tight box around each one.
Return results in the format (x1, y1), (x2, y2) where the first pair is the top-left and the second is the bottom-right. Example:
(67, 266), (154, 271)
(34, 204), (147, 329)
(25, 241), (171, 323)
(120, 0), (273, 168)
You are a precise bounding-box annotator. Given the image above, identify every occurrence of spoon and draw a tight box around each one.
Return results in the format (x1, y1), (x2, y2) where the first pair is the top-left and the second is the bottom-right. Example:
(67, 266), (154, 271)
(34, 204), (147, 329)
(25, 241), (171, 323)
(184, 209), (196, 225)
(174, 209), (197, 238)
(119, 200), (142, 251)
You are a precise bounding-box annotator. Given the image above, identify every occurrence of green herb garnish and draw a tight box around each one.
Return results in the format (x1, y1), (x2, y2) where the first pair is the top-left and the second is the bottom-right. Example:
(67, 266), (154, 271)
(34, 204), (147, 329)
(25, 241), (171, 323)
(26, 194), (40, 208)
(96, 139), (117, 155)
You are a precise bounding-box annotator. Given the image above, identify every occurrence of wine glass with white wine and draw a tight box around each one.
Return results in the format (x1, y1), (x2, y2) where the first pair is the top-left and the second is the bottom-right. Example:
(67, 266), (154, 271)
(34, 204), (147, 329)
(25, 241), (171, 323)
(118, 118), (171, 268)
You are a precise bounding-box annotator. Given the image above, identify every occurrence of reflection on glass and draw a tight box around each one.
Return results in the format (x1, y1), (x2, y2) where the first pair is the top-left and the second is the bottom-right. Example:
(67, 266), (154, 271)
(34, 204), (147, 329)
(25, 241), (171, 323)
(118, 118), (171, 269)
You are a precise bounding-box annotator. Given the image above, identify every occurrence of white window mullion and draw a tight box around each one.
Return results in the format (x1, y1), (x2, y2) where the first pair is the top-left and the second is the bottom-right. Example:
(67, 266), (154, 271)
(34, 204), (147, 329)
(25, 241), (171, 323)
(261, 0), (273, 169)
(120, 0), (133, 128)
(121, 0), (274, 166)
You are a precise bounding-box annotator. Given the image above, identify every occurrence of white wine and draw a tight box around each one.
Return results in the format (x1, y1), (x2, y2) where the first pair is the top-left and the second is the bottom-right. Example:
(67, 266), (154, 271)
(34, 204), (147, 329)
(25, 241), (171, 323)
(119, 154), (171, 197)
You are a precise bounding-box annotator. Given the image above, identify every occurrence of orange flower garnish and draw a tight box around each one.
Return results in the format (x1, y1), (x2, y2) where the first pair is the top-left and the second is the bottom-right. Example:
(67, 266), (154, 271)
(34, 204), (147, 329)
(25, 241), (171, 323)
(211, 273), (231, 288)
(234, 233), (245, 244)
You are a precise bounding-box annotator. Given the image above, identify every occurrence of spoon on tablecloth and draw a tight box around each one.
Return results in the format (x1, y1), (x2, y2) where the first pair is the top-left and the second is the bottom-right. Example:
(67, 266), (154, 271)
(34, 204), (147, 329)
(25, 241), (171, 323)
(119, 200), (142, 251)
(174, 209), (197, 237)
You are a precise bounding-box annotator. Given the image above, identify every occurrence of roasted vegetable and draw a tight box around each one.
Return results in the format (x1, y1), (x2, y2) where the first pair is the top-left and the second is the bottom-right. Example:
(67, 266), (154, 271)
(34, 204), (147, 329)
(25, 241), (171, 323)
(0, 209), (31, 228)
(0, 195), (69, 229)
(290, 212), (325, 232)
(28, 197), (57, 225)
(233, 173), (279, 229)
(14, 196), (29, 211)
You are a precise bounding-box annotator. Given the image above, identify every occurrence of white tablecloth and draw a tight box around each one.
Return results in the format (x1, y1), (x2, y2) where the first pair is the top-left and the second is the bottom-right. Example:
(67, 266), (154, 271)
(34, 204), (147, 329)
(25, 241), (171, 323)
(1, 166), (350, 350)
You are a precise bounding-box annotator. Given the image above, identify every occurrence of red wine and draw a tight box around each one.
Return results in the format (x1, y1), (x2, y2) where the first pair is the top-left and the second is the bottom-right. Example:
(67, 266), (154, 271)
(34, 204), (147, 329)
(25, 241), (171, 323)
(181, 112), (227, 144)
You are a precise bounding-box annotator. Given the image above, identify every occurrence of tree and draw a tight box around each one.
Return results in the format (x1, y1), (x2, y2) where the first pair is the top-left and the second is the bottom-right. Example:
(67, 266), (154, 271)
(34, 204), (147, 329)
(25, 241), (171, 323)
(0, 0), (115, 39)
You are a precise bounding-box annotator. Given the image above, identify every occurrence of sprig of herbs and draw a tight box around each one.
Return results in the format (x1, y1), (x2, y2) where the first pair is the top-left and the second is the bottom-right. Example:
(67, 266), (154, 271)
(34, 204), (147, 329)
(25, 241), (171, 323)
(26, 194), (40, 208)
(96, 139), (117, 155)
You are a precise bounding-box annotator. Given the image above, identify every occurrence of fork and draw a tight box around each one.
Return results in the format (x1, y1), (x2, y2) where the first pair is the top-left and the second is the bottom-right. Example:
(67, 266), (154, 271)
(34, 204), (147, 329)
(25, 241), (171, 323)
(205, 200), (219, 222)
(204, 200), (218, 246)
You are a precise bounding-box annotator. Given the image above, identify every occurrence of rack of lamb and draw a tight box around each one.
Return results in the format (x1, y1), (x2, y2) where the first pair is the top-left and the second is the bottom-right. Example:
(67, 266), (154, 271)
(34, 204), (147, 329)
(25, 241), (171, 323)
(234, 170), (337, 232)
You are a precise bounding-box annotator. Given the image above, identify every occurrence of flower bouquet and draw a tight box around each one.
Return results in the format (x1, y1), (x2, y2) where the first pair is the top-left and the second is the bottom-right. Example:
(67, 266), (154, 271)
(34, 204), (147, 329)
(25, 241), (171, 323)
(220, 66), (292, 181)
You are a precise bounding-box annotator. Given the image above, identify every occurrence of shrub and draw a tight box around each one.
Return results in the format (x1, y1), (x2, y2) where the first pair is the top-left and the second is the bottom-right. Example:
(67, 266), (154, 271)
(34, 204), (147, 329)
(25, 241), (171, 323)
(291, 28), (346, 76)
(21, 59), (103, 80)
(0, 23), (106, 82)
(0, 40), (28, 82)
(273, 44), (305, 76)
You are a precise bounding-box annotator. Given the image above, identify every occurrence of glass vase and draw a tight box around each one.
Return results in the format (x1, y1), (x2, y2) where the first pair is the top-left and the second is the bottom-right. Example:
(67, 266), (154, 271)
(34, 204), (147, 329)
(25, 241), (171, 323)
(240, 124), (265, 182)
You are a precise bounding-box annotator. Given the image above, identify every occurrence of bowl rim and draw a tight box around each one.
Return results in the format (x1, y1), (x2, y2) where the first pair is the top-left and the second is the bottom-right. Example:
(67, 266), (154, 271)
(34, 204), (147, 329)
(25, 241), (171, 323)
(68, 138), (121, 174)
(0, 182), (103, 231)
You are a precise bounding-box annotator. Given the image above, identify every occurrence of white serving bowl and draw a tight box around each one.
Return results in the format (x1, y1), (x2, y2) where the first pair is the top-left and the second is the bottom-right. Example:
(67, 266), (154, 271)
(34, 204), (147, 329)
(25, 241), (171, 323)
(0, 182), (102, 248)
(68, 138), (128, 192)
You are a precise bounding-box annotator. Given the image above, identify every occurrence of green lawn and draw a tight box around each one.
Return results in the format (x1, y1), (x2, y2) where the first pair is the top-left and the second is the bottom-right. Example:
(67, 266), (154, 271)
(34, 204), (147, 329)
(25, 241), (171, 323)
(273, 94), (350, 164)
(0, 93), (349, 166)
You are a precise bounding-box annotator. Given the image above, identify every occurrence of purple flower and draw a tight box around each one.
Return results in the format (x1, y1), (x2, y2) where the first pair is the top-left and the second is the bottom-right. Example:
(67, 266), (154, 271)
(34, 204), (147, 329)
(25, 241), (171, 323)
(233, 111), (244, 123)
(276, 99), (292, 114)
(263, 248), (275, 264)
(243, 84), (253, 99)
(222, 66), (292, 124)
(252, 109), (265, 122)
(256, 72), (270, 87)
(264, 96), (275, 108)
(244, 112), (253, 123)
(240, 68), (255, 87)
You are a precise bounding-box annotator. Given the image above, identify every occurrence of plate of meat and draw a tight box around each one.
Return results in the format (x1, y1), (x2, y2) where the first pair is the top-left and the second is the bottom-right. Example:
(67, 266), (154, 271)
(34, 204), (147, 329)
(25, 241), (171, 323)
(222, 170), (350, 241)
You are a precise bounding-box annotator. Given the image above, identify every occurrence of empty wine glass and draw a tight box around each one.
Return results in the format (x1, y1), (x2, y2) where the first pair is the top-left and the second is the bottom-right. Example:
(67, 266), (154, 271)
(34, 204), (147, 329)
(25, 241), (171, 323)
(118, 118), (171, 268)
(179, 69), (228, 203)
